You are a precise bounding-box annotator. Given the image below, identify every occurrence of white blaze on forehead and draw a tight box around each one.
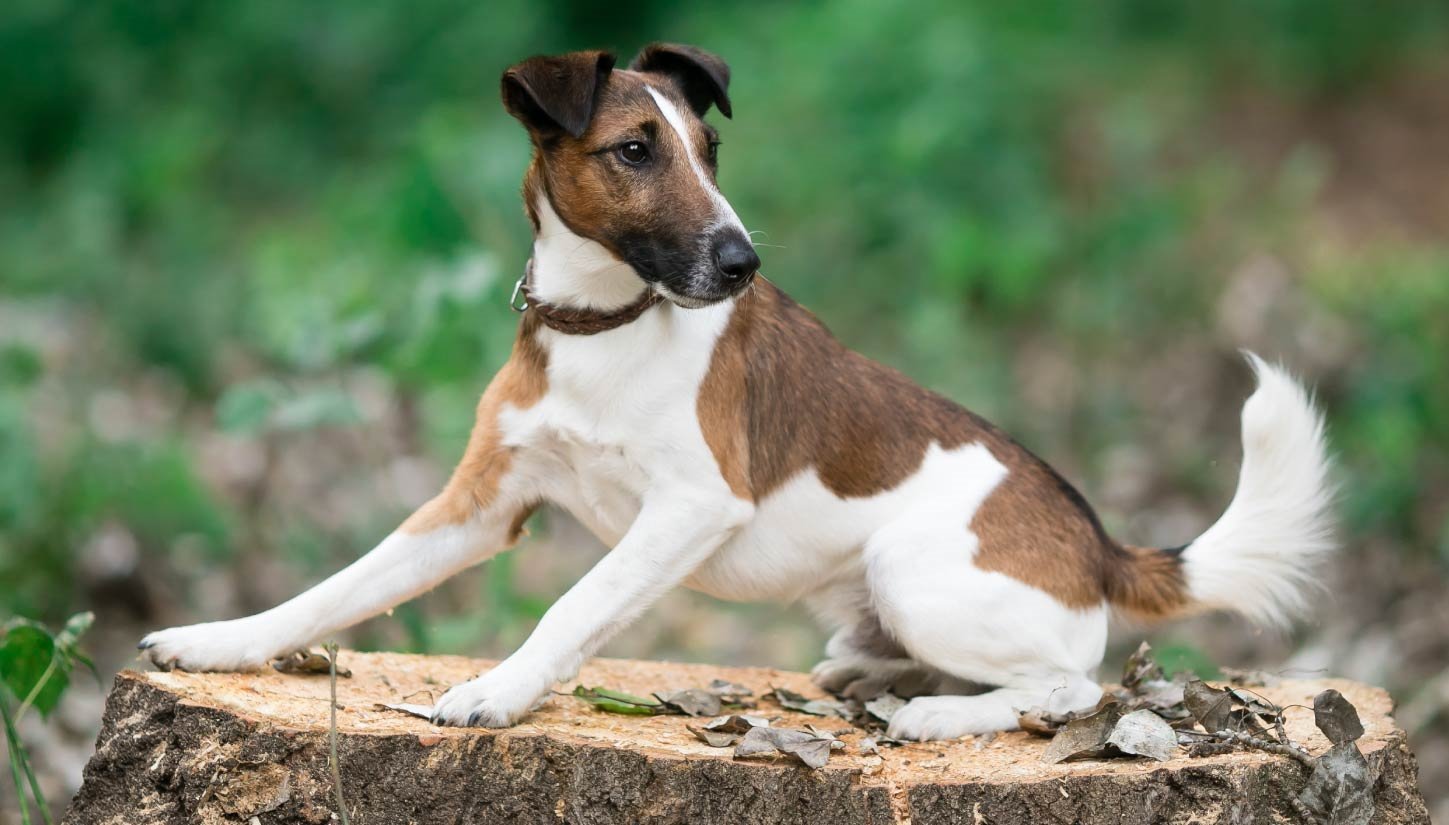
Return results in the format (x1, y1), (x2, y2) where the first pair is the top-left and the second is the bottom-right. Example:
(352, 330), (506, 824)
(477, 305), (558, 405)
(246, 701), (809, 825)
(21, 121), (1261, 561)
(645, 85), (747, 234)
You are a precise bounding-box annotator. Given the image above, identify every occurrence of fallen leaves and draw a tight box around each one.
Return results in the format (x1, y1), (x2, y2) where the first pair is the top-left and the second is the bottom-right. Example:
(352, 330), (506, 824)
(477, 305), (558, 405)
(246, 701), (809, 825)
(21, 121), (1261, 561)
(653, 687), (722, 717)
(1041, 703), (1126, 763)
(687, 714), (770, 747)
(1030, 643), (1323, 771)
(273, 649), (351, 678)
(1298, 689), (1375, 825)
(1105, 710), (1177, 762)
(570, 686), (663, 715)
(734, 725), (844, 769)
(764, 686), (850, 719)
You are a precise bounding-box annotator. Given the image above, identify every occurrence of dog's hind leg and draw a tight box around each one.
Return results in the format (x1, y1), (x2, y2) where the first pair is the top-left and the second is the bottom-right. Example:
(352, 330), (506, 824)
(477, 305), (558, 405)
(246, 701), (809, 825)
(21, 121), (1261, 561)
(811, 614), (978, 700)
(860, 459), (1108, 740)
(139, 368), (543, 673)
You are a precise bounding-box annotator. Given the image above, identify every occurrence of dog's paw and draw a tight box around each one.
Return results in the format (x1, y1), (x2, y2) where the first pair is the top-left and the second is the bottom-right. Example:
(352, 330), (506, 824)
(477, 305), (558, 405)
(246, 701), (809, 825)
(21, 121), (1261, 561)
(430, 668), (549, 728)
(137, 619), (285, 673)
(811, 656), (922, 700)
(810, 657), (878, 696)
(886, 695), (1017, 742)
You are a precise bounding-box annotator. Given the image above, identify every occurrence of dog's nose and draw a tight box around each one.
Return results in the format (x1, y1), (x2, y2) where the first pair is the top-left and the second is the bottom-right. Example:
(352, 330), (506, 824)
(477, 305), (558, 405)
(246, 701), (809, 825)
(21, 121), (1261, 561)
(713, 235), (760, 282)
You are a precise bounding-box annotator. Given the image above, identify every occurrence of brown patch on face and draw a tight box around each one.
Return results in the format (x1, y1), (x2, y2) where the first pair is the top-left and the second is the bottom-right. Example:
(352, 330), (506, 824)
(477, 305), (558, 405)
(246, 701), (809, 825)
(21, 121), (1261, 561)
(698, 280), (1186, 611)
(400, 315), (548, 538)
(522, 71), (725, 288)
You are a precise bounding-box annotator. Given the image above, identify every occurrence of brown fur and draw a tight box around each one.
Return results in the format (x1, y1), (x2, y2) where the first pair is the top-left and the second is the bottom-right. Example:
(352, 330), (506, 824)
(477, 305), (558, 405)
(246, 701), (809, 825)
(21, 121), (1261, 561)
(400, 315), (548, 538)
(521, 71), (719, 263)
(698, 280), (1188, 612)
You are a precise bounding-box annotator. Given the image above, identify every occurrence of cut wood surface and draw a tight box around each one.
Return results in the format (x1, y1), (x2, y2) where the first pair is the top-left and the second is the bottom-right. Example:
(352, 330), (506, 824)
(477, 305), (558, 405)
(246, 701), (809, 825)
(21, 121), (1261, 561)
(64, 652), (1429, 824)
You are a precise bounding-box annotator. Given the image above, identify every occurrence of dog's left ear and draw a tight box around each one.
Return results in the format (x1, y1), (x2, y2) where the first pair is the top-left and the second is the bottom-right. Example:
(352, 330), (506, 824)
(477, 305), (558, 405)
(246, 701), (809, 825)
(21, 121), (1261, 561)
(629, 43), (732, 119)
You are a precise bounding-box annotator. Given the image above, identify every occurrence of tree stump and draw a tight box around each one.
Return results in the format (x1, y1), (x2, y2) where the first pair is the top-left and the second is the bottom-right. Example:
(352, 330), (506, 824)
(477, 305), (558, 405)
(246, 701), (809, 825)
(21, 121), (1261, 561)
(64, 652), (1429, 824)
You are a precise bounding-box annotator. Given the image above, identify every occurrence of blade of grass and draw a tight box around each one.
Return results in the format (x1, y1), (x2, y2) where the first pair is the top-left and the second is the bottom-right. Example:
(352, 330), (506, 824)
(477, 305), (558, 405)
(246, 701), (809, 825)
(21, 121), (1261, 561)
(2, 700), (36, 825)
(5, 723), (34, 825)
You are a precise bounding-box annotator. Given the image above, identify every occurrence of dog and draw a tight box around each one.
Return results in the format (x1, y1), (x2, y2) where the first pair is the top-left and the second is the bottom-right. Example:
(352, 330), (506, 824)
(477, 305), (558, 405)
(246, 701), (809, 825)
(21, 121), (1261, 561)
(140, 43), (1334, 741)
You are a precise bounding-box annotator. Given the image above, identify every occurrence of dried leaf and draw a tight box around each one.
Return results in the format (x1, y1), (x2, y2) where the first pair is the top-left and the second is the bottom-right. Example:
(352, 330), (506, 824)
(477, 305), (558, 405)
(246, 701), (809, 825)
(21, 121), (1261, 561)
(1132, 678), (1189, 719)
(654, 688), (722, 717)
(377, 702), (434, 719)
(1042, 703), (1125, 764)
(1018, 707), (1076, 737)
(733, 726), (841, 769)
(1298, 741), (1376, 825)
(1184, 680), (1233, 733)
(704, 679), (754, 703)
(1121, 641), (1166, 691)
(689, 726), (743, 747)
(864, 693), (907, 724)
(1106, 709), (1178, 761)
(702, 714), (769, 734)
(766, 686), (850, 719)
(804, 723), (851, 739)
(1229, 689), (1280, 721)
(273, 650), (351, 678)
(690, 714), (768, 747)
(1313, 689), (1365, 745)
(786, 737), (839, 769)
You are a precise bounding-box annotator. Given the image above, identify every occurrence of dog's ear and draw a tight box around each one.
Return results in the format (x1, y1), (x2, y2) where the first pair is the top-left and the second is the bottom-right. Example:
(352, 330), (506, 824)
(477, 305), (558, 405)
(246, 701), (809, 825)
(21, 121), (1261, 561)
(501, 50), (617, 139)
(629, 43), (732, 119)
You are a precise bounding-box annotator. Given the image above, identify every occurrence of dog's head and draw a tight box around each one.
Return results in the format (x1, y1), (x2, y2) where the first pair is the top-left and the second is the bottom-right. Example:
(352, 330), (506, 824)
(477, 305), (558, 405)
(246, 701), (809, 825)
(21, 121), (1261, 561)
(502, 44), (758, 307)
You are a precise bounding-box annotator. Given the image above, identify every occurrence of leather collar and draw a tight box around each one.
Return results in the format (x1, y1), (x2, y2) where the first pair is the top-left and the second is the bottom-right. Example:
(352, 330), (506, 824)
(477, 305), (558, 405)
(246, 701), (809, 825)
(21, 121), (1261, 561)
(512, 260), (664, 336)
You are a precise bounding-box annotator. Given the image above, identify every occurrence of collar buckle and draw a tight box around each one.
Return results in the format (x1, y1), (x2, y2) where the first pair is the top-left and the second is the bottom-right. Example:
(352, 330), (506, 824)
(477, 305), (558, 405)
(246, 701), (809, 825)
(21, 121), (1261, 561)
(509, 275), (529, 313)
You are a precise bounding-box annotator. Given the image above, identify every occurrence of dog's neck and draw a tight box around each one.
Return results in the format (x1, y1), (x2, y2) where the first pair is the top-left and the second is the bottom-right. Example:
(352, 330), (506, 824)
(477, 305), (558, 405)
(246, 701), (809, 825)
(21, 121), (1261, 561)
(529, 196), (651, 312)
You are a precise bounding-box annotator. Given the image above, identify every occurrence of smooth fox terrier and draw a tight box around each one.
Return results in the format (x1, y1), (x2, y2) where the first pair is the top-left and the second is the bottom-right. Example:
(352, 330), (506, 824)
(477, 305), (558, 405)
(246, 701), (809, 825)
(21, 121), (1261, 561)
(141, 43), (1334, 741)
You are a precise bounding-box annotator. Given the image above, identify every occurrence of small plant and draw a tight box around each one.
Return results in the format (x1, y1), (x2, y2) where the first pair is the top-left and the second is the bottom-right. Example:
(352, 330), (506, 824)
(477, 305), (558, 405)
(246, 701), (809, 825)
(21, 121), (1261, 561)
(0, 612), (95, 825)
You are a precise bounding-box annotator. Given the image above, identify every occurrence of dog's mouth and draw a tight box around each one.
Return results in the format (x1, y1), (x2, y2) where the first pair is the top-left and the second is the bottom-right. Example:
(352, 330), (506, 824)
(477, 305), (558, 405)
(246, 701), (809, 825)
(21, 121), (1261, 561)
(652, 271), (756, 309)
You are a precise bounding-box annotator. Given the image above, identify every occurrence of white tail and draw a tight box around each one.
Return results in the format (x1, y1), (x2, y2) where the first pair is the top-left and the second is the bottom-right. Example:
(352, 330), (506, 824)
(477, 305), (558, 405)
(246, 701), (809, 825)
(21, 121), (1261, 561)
(1177, 353), (1336, 627)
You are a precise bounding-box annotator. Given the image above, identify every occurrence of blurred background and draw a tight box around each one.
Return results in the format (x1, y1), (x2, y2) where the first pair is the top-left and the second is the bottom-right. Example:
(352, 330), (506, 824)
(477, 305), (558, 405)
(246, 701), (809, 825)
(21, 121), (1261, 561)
(2, 0), (1448, 819)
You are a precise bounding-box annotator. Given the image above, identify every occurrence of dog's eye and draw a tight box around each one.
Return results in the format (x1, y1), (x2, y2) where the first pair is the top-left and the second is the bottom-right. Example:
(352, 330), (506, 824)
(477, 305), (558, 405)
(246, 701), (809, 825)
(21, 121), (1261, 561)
(707, 140), (720, 165)
(618, 141), (650, 165)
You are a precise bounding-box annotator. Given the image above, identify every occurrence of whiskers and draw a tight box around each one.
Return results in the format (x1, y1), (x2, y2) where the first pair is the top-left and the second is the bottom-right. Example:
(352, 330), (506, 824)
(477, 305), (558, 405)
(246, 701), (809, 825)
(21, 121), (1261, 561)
(747, 229), (785, 250)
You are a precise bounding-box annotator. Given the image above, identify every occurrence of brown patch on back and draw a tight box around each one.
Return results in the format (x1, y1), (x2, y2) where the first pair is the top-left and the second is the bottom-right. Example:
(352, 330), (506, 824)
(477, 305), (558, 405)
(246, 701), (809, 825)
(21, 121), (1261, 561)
(698, 280), (1183, 610)
(400, 315), (548, 537)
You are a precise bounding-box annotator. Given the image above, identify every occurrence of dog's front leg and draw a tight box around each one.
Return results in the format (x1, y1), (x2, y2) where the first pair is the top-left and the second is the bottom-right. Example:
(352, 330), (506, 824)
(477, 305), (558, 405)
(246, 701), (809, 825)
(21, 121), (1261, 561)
(137, 487), (533, 672)
(430, 492), (752, 727)
(139, 364), (539, 672)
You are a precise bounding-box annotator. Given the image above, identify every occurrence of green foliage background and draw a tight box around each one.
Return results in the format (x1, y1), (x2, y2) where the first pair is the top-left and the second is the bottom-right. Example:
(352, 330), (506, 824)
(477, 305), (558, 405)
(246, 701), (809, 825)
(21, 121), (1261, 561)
(2, 0), (1449, 814)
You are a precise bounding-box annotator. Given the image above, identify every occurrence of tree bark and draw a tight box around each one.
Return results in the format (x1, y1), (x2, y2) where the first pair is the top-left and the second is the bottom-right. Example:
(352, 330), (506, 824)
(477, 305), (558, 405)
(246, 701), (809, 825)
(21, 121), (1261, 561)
(63, 652), (1429, 824)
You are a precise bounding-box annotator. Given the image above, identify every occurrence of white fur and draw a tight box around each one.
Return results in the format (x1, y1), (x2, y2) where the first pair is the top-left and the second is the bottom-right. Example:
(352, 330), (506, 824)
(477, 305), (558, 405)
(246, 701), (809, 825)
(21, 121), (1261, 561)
(139, 519), (517, 672)
(530, 196), (648, 311)
(427, 216), (754, 725)
(645, 86), (746, 237)
(1175, 353), (1335, 627)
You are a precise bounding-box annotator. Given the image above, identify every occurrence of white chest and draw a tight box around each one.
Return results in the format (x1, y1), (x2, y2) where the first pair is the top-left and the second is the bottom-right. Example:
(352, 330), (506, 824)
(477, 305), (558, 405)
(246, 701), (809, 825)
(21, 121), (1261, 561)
(499, 302), (734, 544)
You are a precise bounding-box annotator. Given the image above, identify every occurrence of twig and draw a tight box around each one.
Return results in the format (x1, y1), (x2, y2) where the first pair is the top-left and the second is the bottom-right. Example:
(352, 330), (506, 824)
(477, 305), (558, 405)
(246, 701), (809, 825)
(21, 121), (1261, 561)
(325, 642), (351, 825)
(1212, 729), (1315, 769)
